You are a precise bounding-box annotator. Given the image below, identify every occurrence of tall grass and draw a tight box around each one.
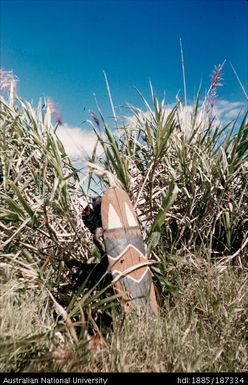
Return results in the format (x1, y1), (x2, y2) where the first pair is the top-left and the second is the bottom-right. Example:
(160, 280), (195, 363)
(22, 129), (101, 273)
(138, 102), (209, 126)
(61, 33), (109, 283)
(0, 80), (115, 371)
(92, 81), (248, 269)
(0, 69), (247, 372)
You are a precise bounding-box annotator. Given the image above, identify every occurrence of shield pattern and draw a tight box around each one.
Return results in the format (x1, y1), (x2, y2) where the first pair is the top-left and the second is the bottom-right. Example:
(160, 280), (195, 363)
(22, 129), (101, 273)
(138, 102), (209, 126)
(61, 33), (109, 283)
(101, 187), (158, 317)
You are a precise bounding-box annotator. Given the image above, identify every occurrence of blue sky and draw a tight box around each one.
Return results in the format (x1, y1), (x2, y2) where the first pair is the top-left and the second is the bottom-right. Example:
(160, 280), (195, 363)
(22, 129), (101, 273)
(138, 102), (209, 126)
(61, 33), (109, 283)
(0, 0), (248, 127)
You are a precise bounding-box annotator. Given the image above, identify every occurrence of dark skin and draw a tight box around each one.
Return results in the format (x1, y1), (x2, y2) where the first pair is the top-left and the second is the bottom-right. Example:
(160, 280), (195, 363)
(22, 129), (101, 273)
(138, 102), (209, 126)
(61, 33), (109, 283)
(80, 197), (113, 333)
(81, 196), (110, 278)
(82, 196), (106, 261)
(62, 196), (109, 294)
(62, 197), (108, 288)
(59, 197), (113, 334)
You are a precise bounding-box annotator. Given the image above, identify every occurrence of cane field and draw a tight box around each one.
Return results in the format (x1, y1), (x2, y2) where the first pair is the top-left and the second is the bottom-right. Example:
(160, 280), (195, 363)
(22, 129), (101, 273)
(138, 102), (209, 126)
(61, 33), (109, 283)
(0, 67), (247, 372)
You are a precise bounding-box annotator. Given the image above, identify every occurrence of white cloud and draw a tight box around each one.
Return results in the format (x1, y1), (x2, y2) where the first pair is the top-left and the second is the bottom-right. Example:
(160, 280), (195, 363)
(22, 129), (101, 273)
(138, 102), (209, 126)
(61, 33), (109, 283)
(216, 100), (246, 122)
(56, 124), (105, 192)
(56, 124), (102, 161)
(57, 100), (246, 163)
(126, 99), (247, 137)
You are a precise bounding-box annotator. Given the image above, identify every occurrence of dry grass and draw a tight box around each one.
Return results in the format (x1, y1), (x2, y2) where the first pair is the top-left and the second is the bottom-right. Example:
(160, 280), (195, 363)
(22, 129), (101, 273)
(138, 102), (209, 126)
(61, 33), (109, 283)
(81, 259), (248, 372)
(0, 271), (54, 371)
(1, 257), (246, 372)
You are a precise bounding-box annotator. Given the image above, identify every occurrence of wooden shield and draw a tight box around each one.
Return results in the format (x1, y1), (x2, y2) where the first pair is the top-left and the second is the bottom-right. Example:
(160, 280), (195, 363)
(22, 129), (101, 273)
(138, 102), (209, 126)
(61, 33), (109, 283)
(101, 187), (158, 317)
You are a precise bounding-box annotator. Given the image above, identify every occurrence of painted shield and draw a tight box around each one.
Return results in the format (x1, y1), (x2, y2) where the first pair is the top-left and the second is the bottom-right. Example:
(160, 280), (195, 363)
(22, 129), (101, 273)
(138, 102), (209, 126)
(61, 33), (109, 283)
(101, 187), (158, 317)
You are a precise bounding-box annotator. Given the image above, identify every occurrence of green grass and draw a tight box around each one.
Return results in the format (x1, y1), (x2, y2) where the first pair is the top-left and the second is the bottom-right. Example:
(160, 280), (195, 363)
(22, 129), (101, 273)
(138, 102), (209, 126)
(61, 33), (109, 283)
(0, 72), (247, 372)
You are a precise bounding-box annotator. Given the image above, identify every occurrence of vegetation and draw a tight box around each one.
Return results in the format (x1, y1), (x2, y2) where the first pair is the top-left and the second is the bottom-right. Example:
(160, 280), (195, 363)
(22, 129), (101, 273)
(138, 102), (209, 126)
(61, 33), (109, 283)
(0, 68), (247, 372)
